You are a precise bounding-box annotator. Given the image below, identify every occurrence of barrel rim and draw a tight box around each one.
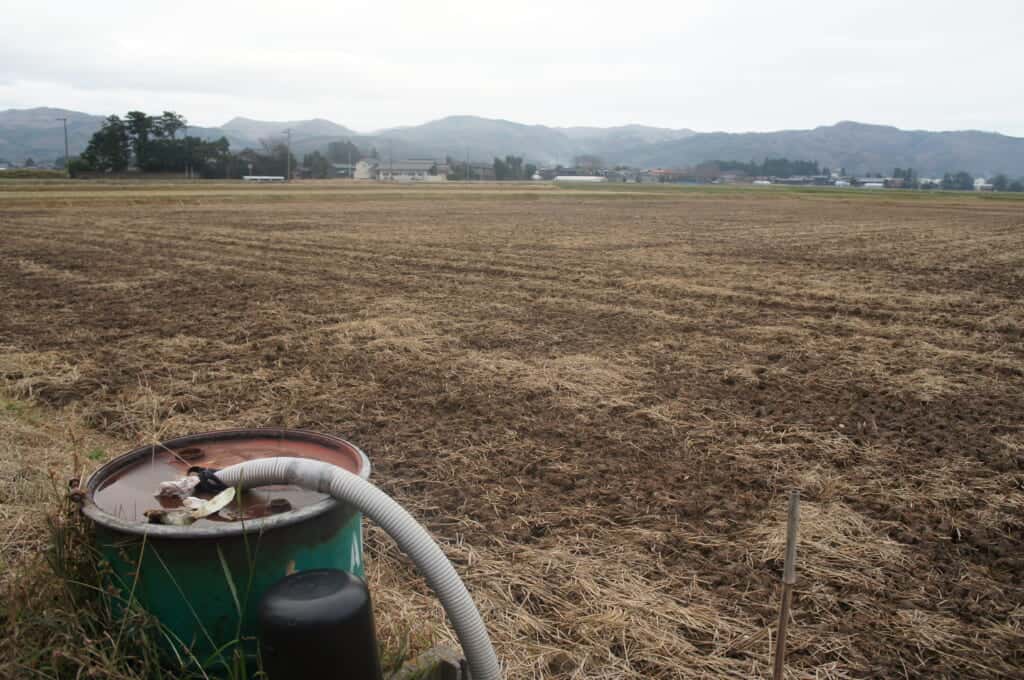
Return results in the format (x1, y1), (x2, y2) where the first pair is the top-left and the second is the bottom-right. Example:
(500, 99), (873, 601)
(82, 428), (370, 539)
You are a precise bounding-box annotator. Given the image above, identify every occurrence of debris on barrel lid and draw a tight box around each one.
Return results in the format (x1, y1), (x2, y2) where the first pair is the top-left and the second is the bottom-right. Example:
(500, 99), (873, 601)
(145, 487), (236, 526)
(156, 474), (200, 499)
(145, 508), (196, 526)
(187, 487), (236, 519)
(187, 467), (229, 494)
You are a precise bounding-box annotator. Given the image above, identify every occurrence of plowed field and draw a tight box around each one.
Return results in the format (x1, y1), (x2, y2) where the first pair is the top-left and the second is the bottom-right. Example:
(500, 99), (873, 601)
(2, 181), (1023, 678)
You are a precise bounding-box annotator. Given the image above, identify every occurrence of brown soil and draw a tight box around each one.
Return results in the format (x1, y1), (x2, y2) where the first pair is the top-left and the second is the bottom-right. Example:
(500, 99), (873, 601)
(2, 182), (1023, 678)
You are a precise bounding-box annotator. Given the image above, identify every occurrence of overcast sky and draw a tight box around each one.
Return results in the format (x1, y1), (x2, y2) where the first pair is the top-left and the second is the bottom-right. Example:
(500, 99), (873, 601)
(3, 0), (1022, 135)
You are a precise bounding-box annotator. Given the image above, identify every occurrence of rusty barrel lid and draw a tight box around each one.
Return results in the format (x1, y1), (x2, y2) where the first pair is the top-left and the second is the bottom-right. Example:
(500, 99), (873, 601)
(82, 428), (370, 539)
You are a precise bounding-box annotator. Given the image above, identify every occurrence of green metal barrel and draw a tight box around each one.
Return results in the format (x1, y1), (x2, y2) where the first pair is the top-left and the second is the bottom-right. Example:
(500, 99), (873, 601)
(82, 429), (370, 674)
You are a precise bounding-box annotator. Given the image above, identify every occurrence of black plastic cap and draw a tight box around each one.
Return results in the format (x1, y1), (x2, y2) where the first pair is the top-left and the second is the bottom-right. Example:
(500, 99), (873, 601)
(259, 569), (382, 680)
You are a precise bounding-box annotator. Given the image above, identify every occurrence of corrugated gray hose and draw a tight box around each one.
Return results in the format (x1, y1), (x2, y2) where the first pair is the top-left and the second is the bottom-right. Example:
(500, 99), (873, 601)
(215, 457), (501, 680)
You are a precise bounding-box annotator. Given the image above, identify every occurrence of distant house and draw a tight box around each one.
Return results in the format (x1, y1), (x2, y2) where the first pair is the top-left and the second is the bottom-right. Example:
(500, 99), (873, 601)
(362, 158), (450, 182)
(604, 169), (658, 183)
(330, 163), (356, 178)
(554, 175), (606, 183)
(354, 159), (379, 180)
(649, 168), (689, 182)
(974, 177), (994, 191)
(378, 159), (447, 182)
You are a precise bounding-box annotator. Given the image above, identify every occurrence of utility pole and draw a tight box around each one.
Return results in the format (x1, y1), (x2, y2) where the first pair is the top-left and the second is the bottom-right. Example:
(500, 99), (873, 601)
(283, 128), (292, 180)
(388, 140), (393, 182)
(348, 145), (352, 179)
(56, 117), (70, 178)
(184, 124), (191, 179)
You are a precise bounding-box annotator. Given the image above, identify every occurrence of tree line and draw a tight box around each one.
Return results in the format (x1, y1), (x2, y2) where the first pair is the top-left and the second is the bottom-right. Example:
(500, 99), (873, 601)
(492, 155), (537, 180)
(73, 111), (296, 178)
(441, 155), (538, 181)
(896, 169), (1021, 191)
(714, 158), (823, 178)
(987, 174), (1023, 192)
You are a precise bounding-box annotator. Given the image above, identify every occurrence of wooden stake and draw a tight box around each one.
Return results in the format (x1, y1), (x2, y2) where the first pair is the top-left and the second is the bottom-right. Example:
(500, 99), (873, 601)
(773, 490), (800, 680)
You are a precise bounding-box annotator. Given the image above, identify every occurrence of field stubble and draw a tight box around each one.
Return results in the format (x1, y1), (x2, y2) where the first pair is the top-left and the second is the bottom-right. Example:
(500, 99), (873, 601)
(1, 182), (1023, 678)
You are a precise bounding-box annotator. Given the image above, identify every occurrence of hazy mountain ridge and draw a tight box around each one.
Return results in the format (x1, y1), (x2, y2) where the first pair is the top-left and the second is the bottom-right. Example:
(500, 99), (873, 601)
(220, 117), (357, 141)
(610, 121), (1024, 176)
(0, 108), (251, 163)
(0, 108), (105, 164)
(2, 108), (1022, 176)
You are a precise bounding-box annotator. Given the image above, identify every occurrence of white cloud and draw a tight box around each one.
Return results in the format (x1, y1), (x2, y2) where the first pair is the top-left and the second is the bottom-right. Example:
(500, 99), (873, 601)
(2, 0), (1022, 134)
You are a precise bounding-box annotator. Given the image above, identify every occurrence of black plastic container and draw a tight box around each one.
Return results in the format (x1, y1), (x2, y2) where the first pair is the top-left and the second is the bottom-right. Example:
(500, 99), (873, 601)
(259, 569), (383, 680)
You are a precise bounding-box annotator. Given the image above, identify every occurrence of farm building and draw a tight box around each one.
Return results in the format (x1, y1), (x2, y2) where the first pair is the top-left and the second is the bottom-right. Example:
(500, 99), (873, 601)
(358, 159), (448, 182)
(380, 160), (445, 182)
(554, 176), (606, 183)
(330, 163), (356, 178)
(354, 159), (379, 180)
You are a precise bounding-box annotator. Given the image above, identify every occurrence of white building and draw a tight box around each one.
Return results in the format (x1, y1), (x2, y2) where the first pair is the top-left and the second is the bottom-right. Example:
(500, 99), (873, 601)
(553, 175), (606, 183)
(355, 158), (448, 182)
(380, 159), (445, 182)
(354, 159), (379, 180)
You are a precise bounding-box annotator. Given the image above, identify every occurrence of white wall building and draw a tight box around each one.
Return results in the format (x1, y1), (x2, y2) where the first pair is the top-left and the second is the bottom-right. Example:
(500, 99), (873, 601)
(354, 159), (379, 180)
(553, 175), (606, 183)
(355, 158), (448, 182)
(379, 159), (445, 182)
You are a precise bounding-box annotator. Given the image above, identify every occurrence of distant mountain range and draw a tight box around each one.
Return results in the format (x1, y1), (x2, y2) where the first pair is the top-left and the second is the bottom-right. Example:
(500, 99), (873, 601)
(2, 107), (1022, 176)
